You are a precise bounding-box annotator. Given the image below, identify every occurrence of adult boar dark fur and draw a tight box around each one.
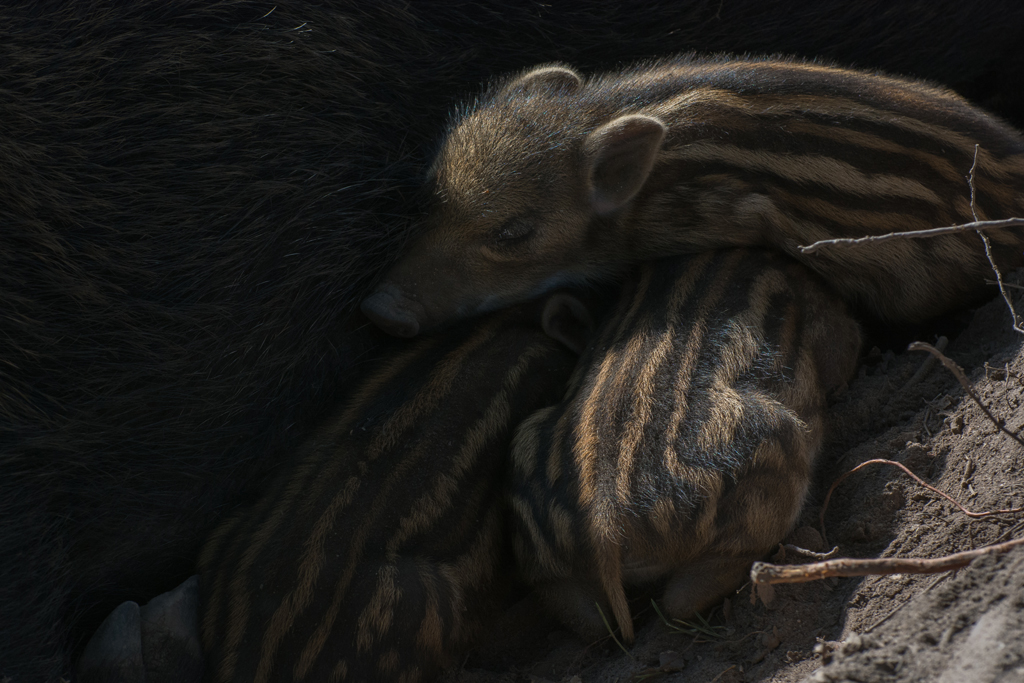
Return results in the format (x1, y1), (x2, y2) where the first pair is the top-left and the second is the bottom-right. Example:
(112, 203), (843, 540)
(2, 1), (1024, 680)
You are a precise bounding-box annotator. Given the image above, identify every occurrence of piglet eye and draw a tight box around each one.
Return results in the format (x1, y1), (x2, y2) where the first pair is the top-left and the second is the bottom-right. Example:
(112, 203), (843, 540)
(494, 216), (535, 245)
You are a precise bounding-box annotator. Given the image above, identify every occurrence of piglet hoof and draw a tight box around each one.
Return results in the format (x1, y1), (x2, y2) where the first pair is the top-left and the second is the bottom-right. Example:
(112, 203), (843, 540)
(78, 601), (145, 683)
(139, 574), (204, 683)
(537, 580), (612, 642)
(78, 575), (203, 683)
(661, 557), (750, 620)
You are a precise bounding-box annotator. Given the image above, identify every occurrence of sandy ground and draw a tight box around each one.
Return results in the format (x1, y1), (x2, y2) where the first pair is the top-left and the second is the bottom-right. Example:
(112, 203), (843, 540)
(446, 270), (1024, 683)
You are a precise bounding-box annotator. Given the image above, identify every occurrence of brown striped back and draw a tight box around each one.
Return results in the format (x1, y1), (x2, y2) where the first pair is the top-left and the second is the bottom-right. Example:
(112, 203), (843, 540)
(363, 54), (1024, 337)
(199, 298), (583, 683)
(508, 249), (862, 642)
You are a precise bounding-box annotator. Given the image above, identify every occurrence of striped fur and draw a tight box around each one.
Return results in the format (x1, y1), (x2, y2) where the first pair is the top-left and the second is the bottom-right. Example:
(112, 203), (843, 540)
(508, 250), (862, 642)
(363, 54), (1024, 336)
(198, 297), (584, 683)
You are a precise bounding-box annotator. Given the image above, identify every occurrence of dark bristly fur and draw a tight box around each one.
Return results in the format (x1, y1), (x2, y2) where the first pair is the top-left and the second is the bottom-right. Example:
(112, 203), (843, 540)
(5, 2), (1024, 678)
(364, 55), (1024, 336)
(199, 297), (582, 683)
(508, 250), (862, 642)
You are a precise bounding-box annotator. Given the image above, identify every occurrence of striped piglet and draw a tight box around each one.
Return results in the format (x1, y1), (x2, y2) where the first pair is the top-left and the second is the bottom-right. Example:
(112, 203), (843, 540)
(199, 293), (593, 682)
(509, 250), (862, 642)
(364, 55), (1024, 336)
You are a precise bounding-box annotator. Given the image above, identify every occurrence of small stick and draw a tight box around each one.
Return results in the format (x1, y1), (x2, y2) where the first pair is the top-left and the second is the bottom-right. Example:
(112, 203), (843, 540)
(986, 279), (1024, 291)
(750, 536), (1024, 585)
(967, 145), (1024, 334)
(800, 147), (1024, 333)
(818, 458), (1024, 546)
(907, 342), (1024, 449)
(900, 335), (948, 392)
(797, 218), (1024, 254)
(710, 665), (738, 683)
(781, 544), (839, 561)
(995, 520), (1024, 545)
(967, 144), (981, 223)
(863, 573), (948, 634)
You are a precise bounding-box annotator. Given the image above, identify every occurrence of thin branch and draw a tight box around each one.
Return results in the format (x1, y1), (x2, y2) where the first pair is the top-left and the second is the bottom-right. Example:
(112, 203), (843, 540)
(864, 573), (948, 634)
(800, 147), (1023, 332)
(781, 544), (839, 561)
(967, 145), (1024, 334)
(801, 149), (1024, 332)
(968, 144), (981, 222)
(982, 252), (1024, 331)
(986, 279), (1024, 291)
(818, 458), (1024, 546)
(797, 218), (1024, 254)
(710, 665), (738, 683)
(908, 342), (1024, 448)
(900, 335), (948, 393)
(750, 536), (1024, 585)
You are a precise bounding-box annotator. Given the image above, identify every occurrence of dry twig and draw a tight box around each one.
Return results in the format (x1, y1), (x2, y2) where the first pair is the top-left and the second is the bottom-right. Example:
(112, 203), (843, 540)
(967, 146), (1024, 334)
(799, 145), (1024, 333)
(907, 342), (1024, 449)
(900, 335), (947, 392)
(987, 279), (1024, 291)
(797, 218), (1024, 254)
(751, 536), (1024, 585)
(710, 665), (738, 683)
(818, 458), (1024, 545)
(780, 544), (839, 561)
(799, 216), (1024, 333)
(863, 573), (948, 634)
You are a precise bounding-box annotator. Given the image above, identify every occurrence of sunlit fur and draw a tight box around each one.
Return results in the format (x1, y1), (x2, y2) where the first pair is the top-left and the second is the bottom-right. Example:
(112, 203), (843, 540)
(199, 300), (579, 683)
(508, 250), (862, 642)
(370, 54), (1024, 333)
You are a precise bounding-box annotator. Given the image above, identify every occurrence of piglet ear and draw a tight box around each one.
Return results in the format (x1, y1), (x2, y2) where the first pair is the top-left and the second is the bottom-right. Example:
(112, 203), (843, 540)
(510, 64), (583, 95)
(540, 292), (595, 355)
(584, 114), (666, 215)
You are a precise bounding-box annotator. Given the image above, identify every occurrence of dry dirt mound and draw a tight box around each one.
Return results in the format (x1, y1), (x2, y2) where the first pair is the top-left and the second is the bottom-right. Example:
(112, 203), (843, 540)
(448, 270), (1024, 683)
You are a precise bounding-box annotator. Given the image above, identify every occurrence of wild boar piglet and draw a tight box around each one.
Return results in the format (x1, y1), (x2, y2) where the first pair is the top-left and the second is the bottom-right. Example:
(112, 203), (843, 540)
(363, 55), (1024, 336)
(200, 292), (593, 683)
(509, 249), (862, 642)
